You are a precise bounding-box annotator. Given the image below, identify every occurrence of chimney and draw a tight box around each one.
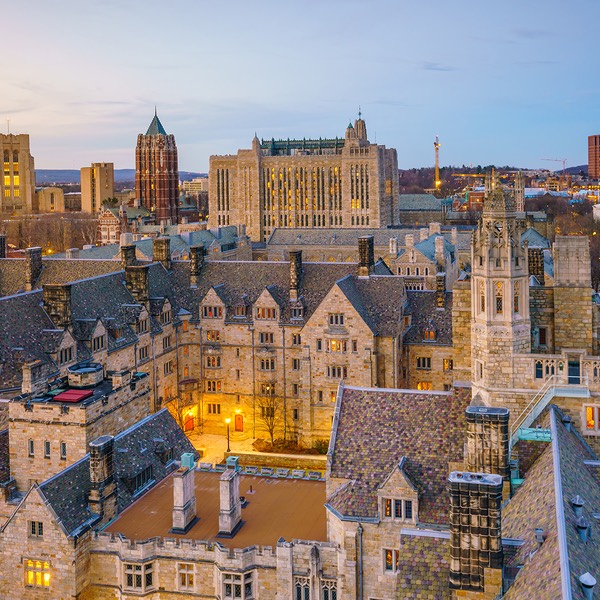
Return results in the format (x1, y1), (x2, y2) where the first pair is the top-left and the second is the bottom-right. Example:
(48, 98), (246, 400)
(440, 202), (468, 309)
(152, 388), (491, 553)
(189, 245), (206, 287)
(419, 228), (428, 242)
(289, 250), (303, 302)
(389, 237), (398, 255)
(429, 222), (441, 236)
(436, 274), (446, 308)
(465, 406), (510, 479)
(65, 248), (79, 259)
(120, 245), (137, 269)
(153, 236), (171, 270)
(580, 573), (597, 600)
(528, 247), (545, 285)
(358, 236), (374, 277)
(449, 472), (503, 593)
(43, 283), (72, 329)
(0, 233), (6, 258)
(25, 247), (43, 291)
(171, 453), (197, 533)
(125, 265), (150, 304)
(434, 236), (445, 268)
(218, 465), (242, 536)
(88, 435), (117, 521)
(405, 234), (414, 248)
(451, 227), (458, 247)
(120, 232), (133, 247)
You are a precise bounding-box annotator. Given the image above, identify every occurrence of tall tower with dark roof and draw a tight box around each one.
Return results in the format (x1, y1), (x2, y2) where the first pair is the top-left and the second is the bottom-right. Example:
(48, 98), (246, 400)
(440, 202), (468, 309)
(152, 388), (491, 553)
(135, 111), (179, 225)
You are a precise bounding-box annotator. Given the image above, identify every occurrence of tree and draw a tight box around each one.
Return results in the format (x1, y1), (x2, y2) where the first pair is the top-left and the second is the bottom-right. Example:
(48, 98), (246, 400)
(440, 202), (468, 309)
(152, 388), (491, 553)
(256, 387), (285, 448)
(163, 393), (200, 433)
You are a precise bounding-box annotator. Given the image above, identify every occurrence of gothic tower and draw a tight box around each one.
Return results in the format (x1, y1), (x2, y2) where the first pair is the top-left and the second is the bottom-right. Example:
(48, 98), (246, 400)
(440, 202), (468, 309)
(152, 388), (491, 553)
(471, 175), (531, 402)
(135, 111), (179, 226)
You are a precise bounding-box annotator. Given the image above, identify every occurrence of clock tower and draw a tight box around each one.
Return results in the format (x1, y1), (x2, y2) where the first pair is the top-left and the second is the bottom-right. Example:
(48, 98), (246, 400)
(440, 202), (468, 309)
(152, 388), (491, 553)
(471, 175), (531, 402)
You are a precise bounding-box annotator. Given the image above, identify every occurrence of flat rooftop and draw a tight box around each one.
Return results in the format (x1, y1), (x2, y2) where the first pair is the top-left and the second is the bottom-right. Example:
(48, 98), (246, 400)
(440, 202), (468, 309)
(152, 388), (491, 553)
(105, 470), (327, 549)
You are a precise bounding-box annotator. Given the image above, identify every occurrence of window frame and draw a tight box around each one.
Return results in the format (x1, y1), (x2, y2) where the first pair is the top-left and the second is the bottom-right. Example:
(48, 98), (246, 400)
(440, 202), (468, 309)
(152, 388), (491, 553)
(124, 561), (154, 592)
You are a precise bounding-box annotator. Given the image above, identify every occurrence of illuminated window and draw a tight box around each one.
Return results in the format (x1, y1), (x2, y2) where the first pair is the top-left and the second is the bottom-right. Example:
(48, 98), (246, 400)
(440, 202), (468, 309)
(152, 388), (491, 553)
(24, 559), (50, 589)
(206, 356), (221, 368)
(443, 359), (454, 371)
(202, 305), (222, 318)
(327, 339), (347, 353)
(206, 380), (221, 393)
(384, 549), (400, 572)
(206, 330), (221, 342)
(585, 406), (600, 432)
(178, 563), (194, 591)
(256, 307), (276, 320)
(495, 282), (503, 314)
(292, 333), (302, 346)
(382, 498), (415, 522)
(423, 328), (436, 341)
(124, 562), (154, 592)
(260, 383), (275, 395)
(417, 381), (432, 391)
(182, 320), (188, 332)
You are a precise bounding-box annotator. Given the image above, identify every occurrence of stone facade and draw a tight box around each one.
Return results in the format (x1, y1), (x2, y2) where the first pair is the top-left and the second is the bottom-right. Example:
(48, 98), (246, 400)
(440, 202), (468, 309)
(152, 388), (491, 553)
(80, 162), (114, 213)
(36, 187), (66, 213)
(0, 133), (36, 213)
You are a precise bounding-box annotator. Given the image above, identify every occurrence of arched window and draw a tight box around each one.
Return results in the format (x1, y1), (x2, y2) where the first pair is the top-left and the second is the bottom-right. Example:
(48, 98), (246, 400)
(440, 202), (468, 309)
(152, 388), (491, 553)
(416, 267), (420, 276)
(425, 267), (429, 276)
(3, 150), (8, 162)
(495, 282), (503, 314)
(406, 267), (411, 276)
(479, 281), (485, 312)
(12, 150), (18, 162)
(513, 281), (520, 314)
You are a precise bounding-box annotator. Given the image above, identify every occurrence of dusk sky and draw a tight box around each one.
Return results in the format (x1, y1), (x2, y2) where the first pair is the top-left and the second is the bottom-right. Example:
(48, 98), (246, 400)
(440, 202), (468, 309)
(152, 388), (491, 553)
(4, 0), (600, 171)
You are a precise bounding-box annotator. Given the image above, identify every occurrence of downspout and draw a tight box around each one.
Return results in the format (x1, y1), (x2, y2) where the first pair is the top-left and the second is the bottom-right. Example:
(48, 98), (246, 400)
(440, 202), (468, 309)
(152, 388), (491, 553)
(150, 333), (158, 412)
(281, 325), (287, 441)
(357, 523), (363, 600)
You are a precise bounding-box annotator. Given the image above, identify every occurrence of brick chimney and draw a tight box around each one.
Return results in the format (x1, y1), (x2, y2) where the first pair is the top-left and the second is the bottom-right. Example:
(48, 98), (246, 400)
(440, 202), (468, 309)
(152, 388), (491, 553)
(25, 247), (43, 291)
(528, 247), (545, 285)
(429, 222), (441, 236)
(171, 453), (197, 533)
(358, 236), (375, 277)
(435, 274), (446, 309)
(88, 435), (117, 522)
(218, 467), (242, 536)
(120, 245), (137, 269)
(43, 283), (72, 329)
(153, 236), (171, 270)
(449, 472), (503, 594)
(289, 250), (303, 302)
(389, 237), (398, 255)
(419, 228), (428, 242)
(125, 265), (150, 304)
(189, 245), (206, 287)
(465, 406), (510, 479)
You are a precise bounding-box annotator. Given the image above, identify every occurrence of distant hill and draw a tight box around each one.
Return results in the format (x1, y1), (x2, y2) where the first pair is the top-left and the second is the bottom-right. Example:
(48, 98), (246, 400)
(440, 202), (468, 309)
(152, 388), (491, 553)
(35, 169), (206, 185)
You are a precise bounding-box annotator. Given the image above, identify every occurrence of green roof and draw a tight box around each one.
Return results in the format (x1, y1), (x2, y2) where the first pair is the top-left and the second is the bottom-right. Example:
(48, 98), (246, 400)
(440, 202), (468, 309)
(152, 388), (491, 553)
(145, 112), (167, 136)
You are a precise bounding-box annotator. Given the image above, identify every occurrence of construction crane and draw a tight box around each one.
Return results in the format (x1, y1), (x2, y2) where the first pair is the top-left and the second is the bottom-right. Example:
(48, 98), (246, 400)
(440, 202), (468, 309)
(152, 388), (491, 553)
(541, 158), (568, 177)
(434, 136), (441, 191)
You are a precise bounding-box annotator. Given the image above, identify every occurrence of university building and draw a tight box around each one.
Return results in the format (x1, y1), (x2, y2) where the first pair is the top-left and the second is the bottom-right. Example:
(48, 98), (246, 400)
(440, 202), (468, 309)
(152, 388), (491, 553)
(80, 162), (115, 213)
(209, 114), (399, 241)
(0, 133), (36, 213)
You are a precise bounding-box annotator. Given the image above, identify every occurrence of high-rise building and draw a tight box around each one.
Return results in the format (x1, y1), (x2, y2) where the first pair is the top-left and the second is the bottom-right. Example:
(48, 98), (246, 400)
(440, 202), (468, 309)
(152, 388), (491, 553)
(0, 133), (36, 213)
(209, 114), (399, 241)
(589, 134), (600, 179)
(135, 111), (179, 225)
(81, 162), (114, 213)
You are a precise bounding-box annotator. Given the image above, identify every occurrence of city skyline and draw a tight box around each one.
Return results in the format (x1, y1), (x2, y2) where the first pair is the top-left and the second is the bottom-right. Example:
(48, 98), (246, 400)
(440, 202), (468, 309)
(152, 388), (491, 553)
(4, 0), (600, 171)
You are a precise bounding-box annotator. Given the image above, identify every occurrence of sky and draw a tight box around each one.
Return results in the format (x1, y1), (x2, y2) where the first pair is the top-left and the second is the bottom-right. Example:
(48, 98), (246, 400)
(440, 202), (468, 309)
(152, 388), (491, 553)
(4, 0), (600, 171)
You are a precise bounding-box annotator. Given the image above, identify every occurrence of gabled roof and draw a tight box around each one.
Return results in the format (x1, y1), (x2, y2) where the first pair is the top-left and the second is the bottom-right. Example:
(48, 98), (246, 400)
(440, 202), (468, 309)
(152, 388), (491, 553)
(521, 227), (551, 249)
(403, 291), (453, 345)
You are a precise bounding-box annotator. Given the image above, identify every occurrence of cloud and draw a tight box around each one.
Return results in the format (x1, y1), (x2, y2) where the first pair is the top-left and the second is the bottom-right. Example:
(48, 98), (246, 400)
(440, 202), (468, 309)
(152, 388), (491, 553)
(421, 62), (456, 72)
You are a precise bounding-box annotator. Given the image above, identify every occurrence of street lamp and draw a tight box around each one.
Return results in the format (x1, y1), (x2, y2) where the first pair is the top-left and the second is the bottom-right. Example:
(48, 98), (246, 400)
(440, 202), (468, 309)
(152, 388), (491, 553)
(225, 417), (231, 453)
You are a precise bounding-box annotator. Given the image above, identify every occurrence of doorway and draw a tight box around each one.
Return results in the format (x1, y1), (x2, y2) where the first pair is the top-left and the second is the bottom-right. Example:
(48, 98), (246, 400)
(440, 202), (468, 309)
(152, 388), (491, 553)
(235, 414), (244, 432)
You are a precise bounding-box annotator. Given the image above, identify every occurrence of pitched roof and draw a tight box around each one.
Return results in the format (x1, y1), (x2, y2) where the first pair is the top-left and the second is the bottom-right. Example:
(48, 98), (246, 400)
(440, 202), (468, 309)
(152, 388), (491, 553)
(145, 112), (167, 136)
(403, 291), (453, 345)
(521, 227), (550, 249)
(328, 384), (471, 524)
(398, 194), (442, 211)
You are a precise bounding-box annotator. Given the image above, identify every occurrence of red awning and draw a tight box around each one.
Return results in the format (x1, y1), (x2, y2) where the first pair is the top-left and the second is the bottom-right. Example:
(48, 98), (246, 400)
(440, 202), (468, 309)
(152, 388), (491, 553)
(53, 389), (94, 403)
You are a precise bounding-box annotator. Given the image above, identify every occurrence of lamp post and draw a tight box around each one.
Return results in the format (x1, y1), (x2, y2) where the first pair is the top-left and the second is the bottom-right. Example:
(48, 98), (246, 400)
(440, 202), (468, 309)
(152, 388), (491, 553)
(225, 417), (231, 453)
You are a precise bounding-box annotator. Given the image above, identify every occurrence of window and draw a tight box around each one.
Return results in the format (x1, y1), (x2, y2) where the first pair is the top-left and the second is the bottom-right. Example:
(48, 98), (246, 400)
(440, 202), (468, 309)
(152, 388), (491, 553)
(58, 346), (73, 364)
(208, 403), (221, 414)
(291, 307), (304, 319)
(539, 327), (548, 346)
(206, 330), (221, 342)
(28, 439), (34, 457)
(160, 309), (172, 325)
(28, 521), (43, 538)
(293, 408), (299, 420)
(206, 356), (221, 368)
(164, 360), (173, 375)
(327, 366), (347, 379)
(163, 335), (172, 350)
(260, 358), (275, 371)
(327, 339), (347, 353)
(113, 328), (124, 340)
(92, 334), (106, 352)
(261, 406), (275, 418)
(137, 319), (149, 334)
(513, 281), (520, 314)
(417, 381), (432, 391)
(352, 339), (358, 352)
(60, 441), (67, 460)
(234, 305), (246, 318)
(316, 339), (323, 351)
(292, 358), (301, 370)
(443, 359), (453, 371)
(203, 305), (223, 318)
(495, 282), (503, 314)
(416, 357), (431, 370)
(24, 559), (50, 589)
(292, 333), (302, 346)
(44, 441), (50, 458)
(139, 345), (149, 361)
(328, 313), (345, 326)
(479, 281), (485, 312)
(134, 466), (154, 494)
(223, 571), (253, 599)
(317, 390), (323, 403)
(256, 307), (276, 320)
(384, 549), (400, 573)
(295, 576), (310, 600)
(322, 581), (337, 600)
(206, 380), (222, 393)
(178, 563), (194, 591)
(260, 383), (275, 395)
(259, 332), (274, 344)
(423, 328), (436, 341)
(124, 562), (154, 592)
(183, 345), (189, 356)
(181, 320), (188, 332)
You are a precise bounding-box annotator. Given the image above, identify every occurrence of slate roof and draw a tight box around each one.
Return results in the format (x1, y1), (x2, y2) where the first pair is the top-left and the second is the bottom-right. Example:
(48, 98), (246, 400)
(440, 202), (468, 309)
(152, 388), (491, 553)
(398, 194), (442, 211)
(145, 113), (167, 136)
(521, 227), (550, 249)
(396, 233), (455, 263)
(328, 385), (471, 524)
(403, 291), (453, 345)
(37, 409), (197, 538)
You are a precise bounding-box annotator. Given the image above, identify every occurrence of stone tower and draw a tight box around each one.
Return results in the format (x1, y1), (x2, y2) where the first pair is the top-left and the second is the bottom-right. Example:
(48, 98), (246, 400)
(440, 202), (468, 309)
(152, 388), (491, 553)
(471, 176), (531, 402)
(135, 110), (179, 226)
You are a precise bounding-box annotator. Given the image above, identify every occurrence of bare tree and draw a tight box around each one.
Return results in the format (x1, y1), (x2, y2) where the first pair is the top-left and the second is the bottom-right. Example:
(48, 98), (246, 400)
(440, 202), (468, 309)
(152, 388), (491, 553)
(163, 393), (200, 432)
(256, 388), (285, 448)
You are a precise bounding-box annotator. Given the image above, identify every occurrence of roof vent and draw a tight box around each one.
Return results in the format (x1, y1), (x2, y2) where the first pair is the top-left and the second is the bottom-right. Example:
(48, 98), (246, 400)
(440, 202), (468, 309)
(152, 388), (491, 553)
(572, 495), (586, 518)
(576, 517), (591, 543)
(580, 572), (596, 600)
(562, 414), (573, 432)
(67, 362), (104, 389)
(535, 528), (545, 547)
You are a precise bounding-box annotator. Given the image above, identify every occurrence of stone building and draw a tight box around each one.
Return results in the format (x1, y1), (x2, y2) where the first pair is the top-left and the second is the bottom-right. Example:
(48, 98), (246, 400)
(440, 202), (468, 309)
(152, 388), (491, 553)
(135, 111), (179, 225)
(0, 133), (36, 213)
(209, 114), (399, 241)
(35, 186), (66, 213)
(80, 162), (115, 213)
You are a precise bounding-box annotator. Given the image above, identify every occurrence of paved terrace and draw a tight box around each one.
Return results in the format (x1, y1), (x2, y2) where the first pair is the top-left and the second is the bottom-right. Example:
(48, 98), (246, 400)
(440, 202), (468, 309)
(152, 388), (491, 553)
(105, 471), (327, 549)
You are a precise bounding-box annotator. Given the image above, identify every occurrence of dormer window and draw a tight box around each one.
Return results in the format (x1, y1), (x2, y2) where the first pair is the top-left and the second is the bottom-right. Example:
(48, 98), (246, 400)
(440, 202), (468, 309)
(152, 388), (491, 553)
(160, 309), (172, 325)
(423, 327), (436, 341)
(233, 305), (246, 318)
(291, 307), (303, 320)
(382, 497), (416, 523)
(113, 328), (124, 340)
(92, 334), (106, 352)
(256, 307), (276, 320)
(203, 305), (223, 319)
(58, 347), (73, 365)
(136, 319), (149, 334)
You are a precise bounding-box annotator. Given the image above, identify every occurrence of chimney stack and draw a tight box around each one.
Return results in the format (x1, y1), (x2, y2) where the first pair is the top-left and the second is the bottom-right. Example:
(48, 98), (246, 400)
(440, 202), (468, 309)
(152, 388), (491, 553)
(189, 245), (206, 287)
(528, 247), (545, 285)
(43, 283), (72, 329)
(449, 472), (503, 594)
(25, 247), (43, 291)
(153, 236), (171, 270)
(289, 250), (303, 302)
(125, 265), (150, 304)
(171, 453), (197, 533)
(389, 237), (398, 255)
(429, 222), (441, 236)
(419, 228), (428, 242)
(451, 227), (458, 247)
(120, 245), (137, 269)
(436, 274), (446, 308)
(218, 465), (242, 536)
(465, 406), (510, 479)
(358, 236), (375, 277)
(88, 435), (117, 521)
(405, 234), (414, 248)
(434, 236), (445, 269)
